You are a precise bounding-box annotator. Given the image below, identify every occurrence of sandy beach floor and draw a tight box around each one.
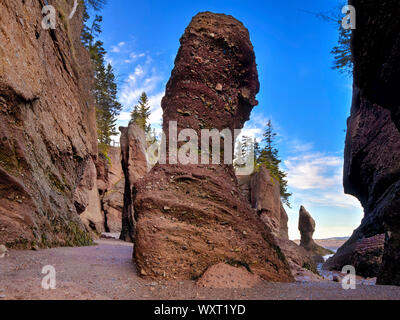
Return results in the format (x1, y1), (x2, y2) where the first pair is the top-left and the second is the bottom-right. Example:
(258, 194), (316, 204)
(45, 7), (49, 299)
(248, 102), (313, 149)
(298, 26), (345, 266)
(1, 239), (400, 300)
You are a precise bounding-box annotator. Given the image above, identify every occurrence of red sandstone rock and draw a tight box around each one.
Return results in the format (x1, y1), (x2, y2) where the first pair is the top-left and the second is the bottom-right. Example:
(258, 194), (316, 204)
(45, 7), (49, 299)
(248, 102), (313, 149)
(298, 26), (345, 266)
(324, 234), (385, 278)
(197, 263), (261, 289)
(0, 0), (96, 248)
(250, 166), (288, 240)
(119, 123), (148, 242)
(132, 12), (293, 282)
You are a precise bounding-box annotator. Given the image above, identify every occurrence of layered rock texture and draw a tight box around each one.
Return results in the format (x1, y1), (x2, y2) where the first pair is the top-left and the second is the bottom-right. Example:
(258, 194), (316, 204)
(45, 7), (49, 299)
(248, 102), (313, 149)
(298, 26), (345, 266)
(132, 12), (293, 282)
(239, 168), (318, 280)
(324, 234), (384, 278)
(0, 0), (97, 248)
(97, 147), (125, 233)
(249, 166), (288, 240)
(299, 206), (332, 261)
(119, 123), (148, 242)
(328, 0), (400, 284)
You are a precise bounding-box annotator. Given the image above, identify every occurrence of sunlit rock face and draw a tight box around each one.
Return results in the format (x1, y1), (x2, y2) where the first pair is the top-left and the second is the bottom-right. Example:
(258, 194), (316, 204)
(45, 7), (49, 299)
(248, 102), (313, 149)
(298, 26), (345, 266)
(132, 12), (293, 282)
(0, 0), (97, 248)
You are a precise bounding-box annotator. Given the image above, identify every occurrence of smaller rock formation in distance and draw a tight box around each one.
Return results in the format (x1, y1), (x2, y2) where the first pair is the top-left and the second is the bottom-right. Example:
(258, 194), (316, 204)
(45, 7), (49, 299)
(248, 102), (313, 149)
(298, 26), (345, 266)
(299, 206), (333, 261)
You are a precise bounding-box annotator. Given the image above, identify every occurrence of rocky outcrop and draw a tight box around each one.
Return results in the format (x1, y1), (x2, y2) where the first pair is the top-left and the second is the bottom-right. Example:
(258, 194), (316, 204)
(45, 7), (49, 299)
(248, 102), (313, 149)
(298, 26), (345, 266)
(132, 12), (293, 282)
(238, 168), (318, 279)
(324, 234), (384, 278)
(119, 123), (148, 242)
(250, 166), (288, 240)
(299, 206), (332, 261)
(96, 147), (125, 233)
(75, 157), (104, 234)
(0, 0), (96, 248)
(332, 0), (400, 285)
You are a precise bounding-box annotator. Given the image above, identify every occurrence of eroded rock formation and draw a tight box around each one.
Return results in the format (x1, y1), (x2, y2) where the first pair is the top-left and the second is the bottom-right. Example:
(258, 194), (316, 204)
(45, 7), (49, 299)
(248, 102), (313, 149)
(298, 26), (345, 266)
(238, 168), (318, 280)
(119, 123), (148, 242)
(97, 147), (125, 233)
(132, 12), (293, 282)
(324, 234), (384, 278)
(299, 206), (332, 261)
(250, 166), (288, 240)
(0, 0), (96, 248)
(329, 0), (400, 285)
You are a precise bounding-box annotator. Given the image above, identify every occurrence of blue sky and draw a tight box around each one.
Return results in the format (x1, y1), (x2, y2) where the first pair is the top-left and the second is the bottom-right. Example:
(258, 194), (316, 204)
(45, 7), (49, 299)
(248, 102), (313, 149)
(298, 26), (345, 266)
(91, 0), (363, 239)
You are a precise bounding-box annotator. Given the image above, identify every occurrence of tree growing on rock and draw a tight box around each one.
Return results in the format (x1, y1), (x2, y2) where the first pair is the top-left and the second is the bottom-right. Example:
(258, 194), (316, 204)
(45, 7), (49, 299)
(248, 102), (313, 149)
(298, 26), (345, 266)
(130, 92), (157, 145)
(256, 121), (292, 207)
(81, 3), (122, 155)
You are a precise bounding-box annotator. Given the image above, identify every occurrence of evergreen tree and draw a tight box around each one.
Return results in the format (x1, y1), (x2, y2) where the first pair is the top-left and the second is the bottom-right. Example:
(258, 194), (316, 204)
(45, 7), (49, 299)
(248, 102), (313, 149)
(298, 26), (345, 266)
(300, 2), (353, 75)
(256, 121), (292, 207)
(81, 2), (122, 153)
(131, 92), (151, 135)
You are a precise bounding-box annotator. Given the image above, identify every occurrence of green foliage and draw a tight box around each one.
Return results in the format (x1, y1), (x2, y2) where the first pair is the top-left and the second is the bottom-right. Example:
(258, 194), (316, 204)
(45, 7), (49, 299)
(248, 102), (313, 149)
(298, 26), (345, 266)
(331, 22), (352, 75)
(300, 2), (353, 75)
(130, 92), (158, 145)
(255, 121), (292, 207)
(81, 2), (122, 147)
(131, 92), (151, 133)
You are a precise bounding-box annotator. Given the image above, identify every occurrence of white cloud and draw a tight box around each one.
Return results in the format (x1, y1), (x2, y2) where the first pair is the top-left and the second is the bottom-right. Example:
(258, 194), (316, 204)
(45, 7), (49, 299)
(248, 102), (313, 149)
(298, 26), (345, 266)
(111, 42), (126, 53)
(284, 153), (342, 190)
(124, 52), (146, 64)
(283, 149), (361, 209)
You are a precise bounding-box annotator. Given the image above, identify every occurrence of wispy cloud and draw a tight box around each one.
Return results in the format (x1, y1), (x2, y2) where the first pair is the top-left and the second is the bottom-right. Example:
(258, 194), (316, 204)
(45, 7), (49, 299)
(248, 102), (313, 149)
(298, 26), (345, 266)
(283, 148), (361, 209)
(111, 41), (126, 53)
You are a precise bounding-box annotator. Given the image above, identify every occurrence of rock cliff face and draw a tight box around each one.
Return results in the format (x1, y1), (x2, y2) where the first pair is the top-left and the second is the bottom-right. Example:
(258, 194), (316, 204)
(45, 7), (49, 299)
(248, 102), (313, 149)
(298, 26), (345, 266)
(132, 12), (293, 282)
(0, 0), (97, 248)
(330, 0), (400, 284)
(250, 166), (288, 240)
(324, 234), (384, 278)
(97, 147), (125, 233)
(299, 206), (332, 261)
(119, 123), (148, 242)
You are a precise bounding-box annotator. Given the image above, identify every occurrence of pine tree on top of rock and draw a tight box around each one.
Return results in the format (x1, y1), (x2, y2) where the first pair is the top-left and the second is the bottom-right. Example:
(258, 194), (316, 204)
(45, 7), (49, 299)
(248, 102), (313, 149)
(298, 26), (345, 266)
(130, 92), (157, 145)
(256, 120), (292, 208)
(81, 4), (122, 156)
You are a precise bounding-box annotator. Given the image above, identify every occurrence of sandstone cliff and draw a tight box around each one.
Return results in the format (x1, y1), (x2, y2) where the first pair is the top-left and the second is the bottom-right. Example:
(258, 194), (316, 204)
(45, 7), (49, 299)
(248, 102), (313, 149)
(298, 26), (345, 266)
(131, 12), (293, 282)
(328, 0), (400, 284)
(0, 0), (98, 248)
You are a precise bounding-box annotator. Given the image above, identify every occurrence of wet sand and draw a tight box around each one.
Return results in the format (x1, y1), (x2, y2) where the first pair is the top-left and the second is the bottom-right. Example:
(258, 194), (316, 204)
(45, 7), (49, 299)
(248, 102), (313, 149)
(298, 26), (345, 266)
(1, 239), (399, 300)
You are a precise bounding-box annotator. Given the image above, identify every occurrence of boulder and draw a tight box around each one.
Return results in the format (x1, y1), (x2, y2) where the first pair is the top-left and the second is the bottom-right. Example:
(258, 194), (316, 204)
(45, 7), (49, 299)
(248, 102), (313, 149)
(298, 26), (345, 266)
(132, 12), (293, 282)
(196, 263), (261, 289)
(0, 0), (95, 248)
